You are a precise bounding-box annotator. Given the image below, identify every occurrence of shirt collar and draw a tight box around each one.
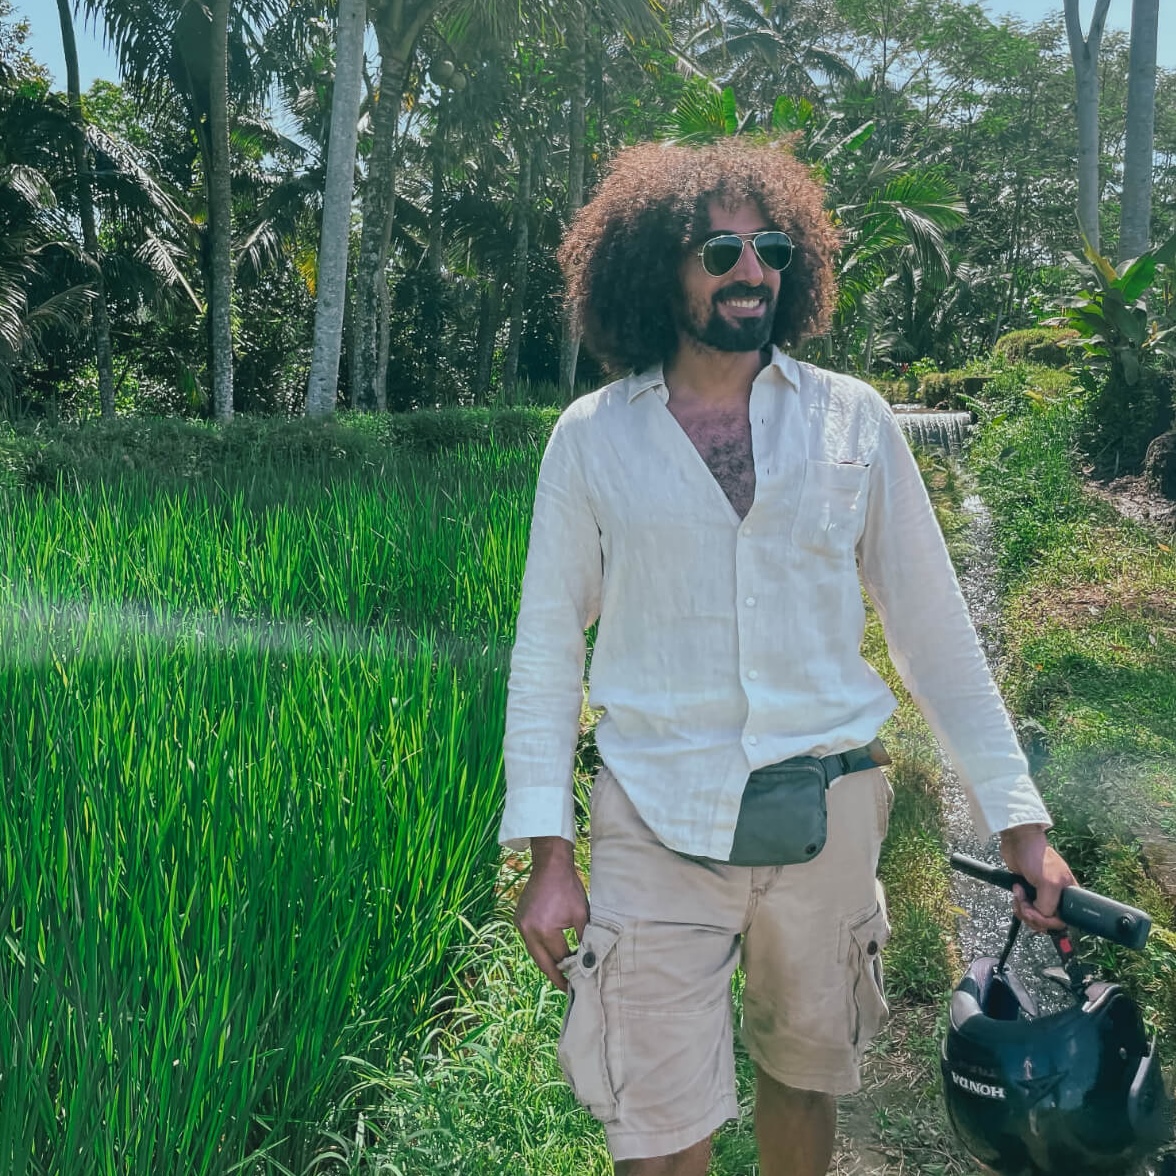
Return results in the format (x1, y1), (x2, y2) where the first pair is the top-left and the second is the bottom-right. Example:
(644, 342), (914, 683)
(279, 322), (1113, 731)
(626, 345), (800, 403)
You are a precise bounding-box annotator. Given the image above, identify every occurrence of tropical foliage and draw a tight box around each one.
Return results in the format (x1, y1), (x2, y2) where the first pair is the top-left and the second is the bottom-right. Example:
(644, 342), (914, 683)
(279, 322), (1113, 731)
(1, 0), (1173, 424)
(1053, 231), (1176, 470)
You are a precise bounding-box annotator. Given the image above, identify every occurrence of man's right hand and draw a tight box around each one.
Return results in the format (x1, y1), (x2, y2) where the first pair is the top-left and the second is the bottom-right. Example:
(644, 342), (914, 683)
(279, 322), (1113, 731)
(513, 836), (589, 992)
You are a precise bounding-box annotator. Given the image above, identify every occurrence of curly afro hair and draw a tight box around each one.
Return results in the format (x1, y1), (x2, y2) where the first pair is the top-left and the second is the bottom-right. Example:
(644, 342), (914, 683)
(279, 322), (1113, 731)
(558, 138), (840, 375)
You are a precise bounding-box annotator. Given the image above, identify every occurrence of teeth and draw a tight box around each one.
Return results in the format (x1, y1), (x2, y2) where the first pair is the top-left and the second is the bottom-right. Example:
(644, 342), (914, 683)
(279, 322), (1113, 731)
(726, 298), (760, 308)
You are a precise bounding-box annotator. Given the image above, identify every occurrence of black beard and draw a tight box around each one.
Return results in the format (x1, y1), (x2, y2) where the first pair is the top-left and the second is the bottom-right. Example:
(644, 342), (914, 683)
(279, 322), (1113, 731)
(681, 285), (775, 353)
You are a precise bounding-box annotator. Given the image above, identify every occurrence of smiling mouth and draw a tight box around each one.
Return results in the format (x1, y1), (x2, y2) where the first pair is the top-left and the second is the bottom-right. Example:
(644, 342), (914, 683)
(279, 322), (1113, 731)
(716, 285), (770, 312)
(717, 292), (769, 317)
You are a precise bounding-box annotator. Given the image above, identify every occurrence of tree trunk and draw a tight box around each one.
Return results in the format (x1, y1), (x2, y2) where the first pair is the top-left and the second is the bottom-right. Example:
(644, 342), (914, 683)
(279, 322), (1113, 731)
(1000, 77), (1040, 336)
(351, 1), (442, 412)
(558, 2), (587, 399)
(351, 43), (405, 411)
(306, 0), (367, 416)
(207, 0), (233, 421)
(1119, 0), (1159, 262)
(1064, 0), (1111, 254)
(473, 281), (501, 403)
(428, 96), (446, 276)
(501, 146), (532, 396)
(56, 0), (116, 419)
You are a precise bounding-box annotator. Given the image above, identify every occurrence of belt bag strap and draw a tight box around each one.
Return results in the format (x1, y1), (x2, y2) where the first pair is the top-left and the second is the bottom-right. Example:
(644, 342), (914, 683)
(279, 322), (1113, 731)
(819, 737), (891, 784)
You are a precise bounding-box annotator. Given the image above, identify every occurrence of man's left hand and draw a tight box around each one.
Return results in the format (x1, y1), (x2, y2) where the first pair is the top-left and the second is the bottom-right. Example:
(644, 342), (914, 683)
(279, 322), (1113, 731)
(998, 823), (1077, 933)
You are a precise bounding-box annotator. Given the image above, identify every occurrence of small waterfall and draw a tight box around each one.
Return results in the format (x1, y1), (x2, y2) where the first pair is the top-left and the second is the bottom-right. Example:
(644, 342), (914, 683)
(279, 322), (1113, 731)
(892, 406), (973, 455)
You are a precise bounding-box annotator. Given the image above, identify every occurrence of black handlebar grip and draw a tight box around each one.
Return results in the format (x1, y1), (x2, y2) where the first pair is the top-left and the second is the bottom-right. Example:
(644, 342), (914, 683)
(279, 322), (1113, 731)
(949, 853), (1152, 951)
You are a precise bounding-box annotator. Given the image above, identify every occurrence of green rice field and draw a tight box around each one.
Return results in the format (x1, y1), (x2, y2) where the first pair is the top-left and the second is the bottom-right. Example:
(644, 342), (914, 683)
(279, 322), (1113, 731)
(0, 440), (539, 1174)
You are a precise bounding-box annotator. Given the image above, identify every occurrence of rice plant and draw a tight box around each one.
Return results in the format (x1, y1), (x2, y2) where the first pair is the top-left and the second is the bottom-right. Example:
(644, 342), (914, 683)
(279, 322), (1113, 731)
(0, 440), (539, 1174)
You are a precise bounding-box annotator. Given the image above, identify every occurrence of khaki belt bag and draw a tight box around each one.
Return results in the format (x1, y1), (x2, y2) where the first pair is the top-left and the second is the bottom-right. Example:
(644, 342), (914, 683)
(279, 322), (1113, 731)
(720, 739), (891, 867)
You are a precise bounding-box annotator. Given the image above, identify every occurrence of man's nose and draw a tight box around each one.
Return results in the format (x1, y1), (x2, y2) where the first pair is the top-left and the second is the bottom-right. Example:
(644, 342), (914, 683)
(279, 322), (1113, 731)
(731, 239), (765, 282)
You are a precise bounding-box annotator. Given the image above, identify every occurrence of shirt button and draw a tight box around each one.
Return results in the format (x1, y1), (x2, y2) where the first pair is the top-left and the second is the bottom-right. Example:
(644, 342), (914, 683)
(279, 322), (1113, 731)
(744, 596), (757, 607)
(748, 735), (759, 746)
(741, 526), (752, 537)
(747, 669), (759, 680)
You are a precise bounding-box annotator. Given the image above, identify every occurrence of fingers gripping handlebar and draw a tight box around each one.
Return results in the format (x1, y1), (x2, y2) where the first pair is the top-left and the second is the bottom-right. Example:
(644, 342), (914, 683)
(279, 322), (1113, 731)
(950, 853), (1152, 950)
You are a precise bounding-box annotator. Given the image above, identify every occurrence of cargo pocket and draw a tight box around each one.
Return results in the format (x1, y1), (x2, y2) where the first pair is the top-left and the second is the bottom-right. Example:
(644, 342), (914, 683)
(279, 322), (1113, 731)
(847, 891), (891, 1051)
(557, 916), (623, 1122)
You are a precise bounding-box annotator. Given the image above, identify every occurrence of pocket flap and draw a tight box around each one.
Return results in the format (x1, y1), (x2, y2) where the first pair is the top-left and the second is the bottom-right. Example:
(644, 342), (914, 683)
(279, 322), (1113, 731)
(573, 919), (622, 975)
(847, 896), (891, 1049)
(849, 903), (890, 961)
(558, 917), (622, 978)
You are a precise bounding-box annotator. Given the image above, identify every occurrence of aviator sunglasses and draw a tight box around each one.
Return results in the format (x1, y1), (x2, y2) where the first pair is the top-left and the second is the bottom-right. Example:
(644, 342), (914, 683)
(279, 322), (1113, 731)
(696, 230), (794, 277)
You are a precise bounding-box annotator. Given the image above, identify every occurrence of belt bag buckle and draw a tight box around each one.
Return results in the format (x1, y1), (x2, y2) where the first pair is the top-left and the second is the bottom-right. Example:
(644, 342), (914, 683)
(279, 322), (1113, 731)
(727, 756), (828, 867)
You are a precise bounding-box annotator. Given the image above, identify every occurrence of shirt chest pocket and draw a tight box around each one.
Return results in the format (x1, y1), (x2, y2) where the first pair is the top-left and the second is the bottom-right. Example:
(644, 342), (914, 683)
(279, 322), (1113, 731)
(792, 459), (869, 556)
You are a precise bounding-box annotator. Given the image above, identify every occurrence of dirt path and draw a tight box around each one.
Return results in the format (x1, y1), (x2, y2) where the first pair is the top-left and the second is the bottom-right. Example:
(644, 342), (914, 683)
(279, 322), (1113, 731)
(827, 495), (1008, 1175)
(1088, 474), (1176, 534)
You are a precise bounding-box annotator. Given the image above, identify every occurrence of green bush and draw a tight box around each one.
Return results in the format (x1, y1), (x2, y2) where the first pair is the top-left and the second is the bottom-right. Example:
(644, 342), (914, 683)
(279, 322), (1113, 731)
(992, 327), (1078, 368)
(1024, 366), (1080, 400)
(870, 376), (919, 404)
(0, 409), (563, 489)
(970, 396), (1097, 582)
(916, 370), (982, 409)
(1050, 234), (1176, 473)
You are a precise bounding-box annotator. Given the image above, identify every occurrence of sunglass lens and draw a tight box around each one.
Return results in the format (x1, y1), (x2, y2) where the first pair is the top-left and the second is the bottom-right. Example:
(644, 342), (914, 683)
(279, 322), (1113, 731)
(701, 235), (744, 276)
(753, 232), (793, 271)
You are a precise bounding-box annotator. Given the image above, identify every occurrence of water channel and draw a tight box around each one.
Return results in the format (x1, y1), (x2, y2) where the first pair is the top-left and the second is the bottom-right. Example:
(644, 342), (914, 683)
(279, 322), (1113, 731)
(894, 407), (1085, 1009)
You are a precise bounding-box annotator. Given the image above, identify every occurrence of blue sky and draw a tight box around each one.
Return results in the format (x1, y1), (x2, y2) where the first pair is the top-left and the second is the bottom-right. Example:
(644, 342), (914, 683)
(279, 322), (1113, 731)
(9, 0), (1173, 90)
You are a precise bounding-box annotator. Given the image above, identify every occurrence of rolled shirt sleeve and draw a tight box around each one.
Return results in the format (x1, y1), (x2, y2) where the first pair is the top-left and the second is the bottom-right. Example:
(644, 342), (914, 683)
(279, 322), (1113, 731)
(500, 413), (603, 850)
(856, 408), (1051, 839)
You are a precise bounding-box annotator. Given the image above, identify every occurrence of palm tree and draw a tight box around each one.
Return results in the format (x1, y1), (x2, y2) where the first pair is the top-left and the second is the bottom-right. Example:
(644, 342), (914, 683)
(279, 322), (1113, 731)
(0, 66), (97, 409)
(830, 160), (966, 370)
(1063, 0), (1112, 253)
(80, 0), (285, 418)
(207, 0), (233, 419)
(349, 0), (441, 410)
(56, 0), (117, 417)
(681, 0), (855, 117)
(349, 0), (670, 411)
(305, 0), (366, 416)
(558, 2), (588, 396)
(1119, 0), (1159, 261)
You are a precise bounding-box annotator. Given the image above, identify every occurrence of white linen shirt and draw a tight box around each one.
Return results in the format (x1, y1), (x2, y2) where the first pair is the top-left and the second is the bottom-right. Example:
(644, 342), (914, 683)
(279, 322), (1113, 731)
(500, 347), (1050, 860)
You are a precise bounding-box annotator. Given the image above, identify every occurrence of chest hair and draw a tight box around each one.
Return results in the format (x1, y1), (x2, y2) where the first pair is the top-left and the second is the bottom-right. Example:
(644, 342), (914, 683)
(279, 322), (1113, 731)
(675, 410), (756, 519)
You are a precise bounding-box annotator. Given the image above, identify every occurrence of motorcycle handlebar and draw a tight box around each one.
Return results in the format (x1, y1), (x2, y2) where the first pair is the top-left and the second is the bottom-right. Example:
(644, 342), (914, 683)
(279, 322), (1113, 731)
(949, 853), (1152, 951)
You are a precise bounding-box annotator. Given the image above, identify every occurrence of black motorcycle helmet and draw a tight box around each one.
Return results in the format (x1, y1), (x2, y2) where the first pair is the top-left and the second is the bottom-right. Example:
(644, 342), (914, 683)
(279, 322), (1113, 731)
(941, 949), (1170, 1175)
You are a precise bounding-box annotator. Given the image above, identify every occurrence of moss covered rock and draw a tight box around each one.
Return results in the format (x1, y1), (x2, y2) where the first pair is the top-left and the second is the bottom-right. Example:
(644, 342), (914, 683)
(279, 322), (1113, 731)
(1144, 430), (1176, 499)
(992, 327), (1078, 368)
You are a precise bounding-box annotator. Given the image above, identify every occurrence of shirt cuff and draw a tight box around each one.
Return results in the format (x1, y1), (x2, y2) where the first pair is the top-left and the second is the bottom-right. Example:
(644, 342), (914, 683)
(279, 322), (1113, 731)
(967, 774), (1053, 841)
(498, 783), (578, 852)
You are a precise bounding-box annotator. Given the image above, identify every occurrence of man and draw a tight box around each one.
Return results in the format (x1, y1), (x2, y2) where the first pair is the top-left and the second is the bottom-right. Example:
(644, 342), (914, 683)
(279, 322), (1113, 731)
(500, 139), (1075, 1176)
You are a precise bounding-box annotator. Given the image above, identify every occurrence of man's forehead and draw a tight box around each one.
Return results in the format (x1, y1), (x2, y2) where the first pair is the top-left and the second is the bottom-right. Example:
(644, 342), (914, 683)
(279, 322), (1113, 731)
(702, 196), (771, 231)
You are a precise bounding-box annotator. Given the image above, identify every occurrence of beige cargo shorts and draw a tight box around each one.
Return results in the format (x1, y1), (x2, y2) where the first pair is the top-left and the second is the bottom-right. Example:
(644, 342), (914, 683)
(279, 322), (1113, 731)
(557, 763), (892, 1162)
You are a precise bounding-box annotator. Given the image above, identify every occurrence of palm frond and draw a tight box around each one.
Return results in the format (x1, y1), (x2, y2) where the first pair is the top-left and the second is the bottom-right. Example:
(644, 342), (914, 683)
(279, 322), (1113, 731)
(134, 231), (204, 312)
(668, 83), (740, 142)
(18, 283), (97, 359)
(0, 163), (57, 210)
